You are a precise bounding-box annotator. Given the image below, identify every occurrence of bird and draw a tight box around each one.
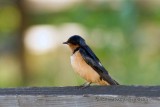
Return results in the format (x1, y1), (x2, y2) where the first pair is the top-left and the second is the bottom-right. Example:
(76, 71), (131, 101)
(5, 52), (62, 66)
(63, 35), (119, 87)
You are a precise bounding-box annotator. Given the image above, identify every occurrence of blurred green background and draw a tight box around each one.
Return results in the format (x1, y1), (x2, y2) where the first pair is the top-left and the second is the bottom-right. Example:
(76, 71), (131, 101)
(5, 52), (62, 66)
(0, 0), (160, 87)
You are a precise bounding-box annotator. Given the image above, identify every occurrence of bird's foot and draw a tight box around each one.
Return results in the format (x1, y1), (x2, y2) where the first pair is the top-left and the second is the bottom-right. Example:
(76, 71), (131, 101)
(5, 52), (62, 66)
(78, 82), (91, 89)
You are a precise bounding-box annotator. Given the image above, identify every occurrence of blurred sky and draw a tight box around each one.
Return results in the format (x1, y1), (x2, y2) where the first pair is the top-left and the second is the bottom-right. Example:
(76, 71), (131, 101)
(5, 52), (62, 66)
(0, 0), (160, 87)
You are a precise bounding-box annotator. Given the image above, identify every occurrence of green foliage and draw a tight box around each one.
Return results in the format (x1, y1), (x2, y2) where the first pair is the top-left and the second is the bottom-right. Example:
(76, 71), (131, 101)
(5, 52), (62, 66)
(0, 1), (160, 87)
(0, 6), (20, 33)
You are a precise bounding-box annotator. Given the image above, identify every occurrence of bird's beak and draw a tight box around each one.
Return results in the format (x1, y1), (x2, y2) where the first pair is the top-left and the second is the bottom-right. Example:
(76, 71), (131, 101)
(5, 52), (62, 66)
(63, 42), (68, 44)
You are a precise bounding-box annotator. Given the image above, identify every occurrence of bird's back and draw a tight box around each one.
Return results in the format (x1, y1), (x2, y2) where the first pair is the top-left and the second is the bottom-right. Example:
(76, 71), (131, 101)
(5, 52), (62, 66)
(81, 45), (119, 85)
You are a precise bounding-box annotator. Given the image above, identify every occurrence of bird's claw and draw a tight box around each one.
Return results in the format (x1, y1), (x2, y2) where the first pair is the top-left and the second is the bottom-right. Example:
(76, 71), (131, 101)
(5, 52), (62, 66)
(78, 82), (91, 89)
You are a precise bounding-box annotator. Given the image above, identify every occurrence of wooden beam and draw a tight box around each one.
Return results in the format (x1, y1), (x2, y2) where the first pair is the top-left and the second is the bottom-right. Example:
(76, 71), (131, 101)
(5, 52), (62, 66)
(0, 86), (160, 107)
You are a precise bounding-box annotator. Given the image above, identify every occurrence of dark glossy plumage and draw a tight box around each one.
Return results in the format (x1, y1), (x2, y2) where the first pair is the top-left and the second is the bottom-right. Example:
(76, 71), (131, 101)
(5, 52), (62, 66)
(64, 35), (119, 85)
(79, 45), (119, 85)
(63, 35), (85, 46)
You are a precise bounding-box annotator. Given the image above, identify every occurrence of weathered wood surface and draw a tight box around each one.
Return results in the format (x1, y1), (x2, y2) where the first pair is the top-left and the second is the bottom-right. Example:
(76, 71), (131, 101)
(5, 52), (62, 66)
(0, 86), (160, 107)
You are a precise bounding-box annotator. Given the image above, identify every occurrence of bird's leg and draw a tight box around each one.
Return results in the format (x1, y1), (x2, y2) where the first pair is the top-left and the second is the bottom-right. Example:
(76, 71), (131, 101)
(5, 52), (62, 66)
(79, 82), (92, 88)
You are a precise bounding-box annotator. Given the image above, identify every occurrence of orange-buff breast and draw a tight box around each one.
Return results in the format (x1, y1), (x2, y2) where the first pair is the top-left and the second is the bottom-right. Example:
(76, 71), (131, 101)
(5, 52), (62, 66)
(71, 51), (109, 85)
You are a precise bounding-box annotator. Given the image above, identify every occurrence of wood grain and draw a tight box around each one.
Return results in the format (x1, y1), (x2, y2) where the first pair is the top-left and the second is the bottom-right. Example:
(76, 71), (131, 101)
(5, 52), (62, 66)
(0, 86), (160, 107)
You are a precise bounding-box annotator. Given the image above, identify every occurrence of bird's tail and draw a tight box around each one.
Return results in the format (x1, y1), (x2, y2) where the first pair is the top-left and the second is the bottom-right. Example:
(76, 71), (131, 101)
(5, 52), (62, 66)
(113, 79), (120, 85)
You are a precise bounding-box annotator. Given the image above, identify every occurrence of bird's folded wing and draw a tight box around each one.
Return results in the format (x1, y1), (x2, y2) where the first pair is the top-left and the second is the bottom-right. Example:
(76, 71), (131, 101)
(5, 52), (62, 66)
(79, 47), (119, 85)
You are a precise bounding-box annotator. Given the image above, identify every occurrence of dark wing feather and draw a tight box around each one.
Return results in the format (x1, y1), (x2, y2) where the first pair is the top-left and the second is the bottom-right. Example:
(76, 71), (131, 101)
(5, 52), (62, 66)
(79, 46), (119, 85)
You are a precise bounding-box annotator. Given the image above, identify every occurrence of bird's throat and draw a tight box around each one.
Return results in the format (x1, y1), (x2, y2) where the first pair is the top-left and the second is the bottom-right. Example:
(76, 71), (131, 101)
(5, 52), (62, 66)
(73, 47), (80, 54)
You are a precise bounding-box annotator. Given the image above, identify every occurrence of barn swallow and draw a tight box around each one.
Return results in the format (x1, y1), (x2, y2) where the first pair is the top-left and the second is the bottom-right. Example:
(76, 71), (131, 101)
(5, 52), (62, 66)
(63, 35), (119, 87)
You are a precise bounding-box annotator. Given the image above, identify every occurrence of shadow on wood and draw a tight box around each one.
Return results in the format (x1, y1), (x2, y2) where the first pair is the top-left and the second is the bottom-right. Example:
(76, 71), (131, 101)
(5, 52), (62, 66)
(0, 85), (160, 107)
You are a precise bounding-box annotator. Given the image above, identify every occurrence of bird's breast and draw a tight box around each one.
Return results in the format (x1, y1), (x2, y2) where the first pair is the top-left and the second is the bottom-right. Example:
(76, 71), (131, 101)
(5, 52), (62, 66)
(70, 51), (101, 83)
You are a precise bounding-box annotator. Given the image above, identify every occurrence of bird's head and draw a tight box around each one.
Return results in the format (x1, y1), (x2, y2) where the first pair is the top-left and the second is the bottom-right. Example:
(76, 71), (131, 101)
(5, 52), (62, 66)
(63, 35), (86, 51)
